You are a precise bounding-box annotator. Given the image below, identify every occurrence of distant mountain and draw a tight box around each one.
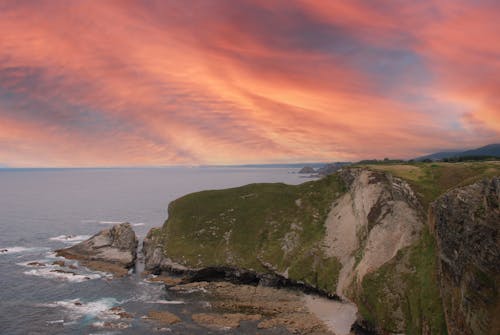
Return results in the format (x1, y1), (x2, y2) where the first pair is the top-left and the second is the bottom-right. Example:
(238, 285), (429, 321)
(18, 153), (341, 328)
(205, 163), (328, 169)
(460, 143), (500, 157)
(416, 144), (500, 161)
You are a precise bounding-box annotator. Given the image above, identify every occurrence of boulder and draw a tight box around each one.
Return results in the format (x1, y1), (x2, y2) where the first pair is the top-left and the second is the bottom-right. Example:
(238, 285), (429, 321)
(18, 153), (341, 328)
(56, 223), (138, 276)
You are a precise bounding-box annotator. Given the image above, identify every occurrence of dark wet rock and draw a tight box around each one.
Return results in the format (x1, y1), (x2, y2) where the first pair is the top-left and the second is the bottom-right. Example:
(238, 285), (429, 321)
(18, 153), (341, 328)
(432, 177), (500, 335)
(52, 260), (65, 267)
(55, 223), (138, 276)
(27, 261), (46, 267)
(1, 249), (8, 253)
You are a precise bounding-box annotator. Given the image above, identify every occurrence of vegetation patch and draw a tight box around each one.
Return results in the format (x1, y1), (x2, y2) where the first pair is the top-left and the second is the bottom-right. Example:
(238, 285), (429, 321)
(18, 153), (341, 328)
(159, 174), (346, 292)
(358, 228), (448, 334)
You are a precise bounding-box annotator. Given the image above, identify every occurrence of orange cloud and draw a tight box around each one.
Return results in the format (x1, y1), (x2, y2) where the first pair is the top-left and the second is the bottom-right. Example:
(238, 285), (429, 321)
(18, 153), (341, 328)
(0, 1), (498, 167)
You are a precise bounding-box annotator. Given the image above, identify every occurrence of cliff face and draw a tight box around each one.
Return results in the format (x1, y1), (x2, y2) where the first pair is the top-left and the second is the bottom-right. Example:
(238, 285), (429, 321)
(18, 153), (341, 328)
(144, 163), (500, 334)
(143, 175), (347, 293)
(432, 177), (500, 335)
(325, 169), (424, 297)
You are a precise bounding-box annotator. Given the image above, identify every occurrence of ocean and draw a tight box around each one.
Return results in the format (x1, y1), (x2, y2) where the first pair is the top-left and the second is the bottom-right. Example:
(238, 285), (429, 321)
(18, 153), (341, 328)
(0, 167), (307, 334)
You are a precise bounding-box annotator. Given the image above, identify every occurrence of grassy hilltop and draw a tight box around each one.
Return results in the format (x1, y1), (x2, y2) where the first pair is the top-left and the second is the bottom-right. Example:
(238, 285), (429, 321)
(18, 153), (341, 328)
(157, 173), (346, 293)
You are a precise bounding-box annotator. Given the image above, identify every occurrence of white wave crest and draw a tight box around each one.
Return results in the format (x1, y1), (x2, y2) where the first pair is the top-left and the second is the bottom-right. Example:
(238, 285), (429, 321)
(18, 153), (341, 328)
(40, 298), (119, 320)
(0, 246), (47, 255)
(49, 235), (91, 243)
(24, 268), (101, 282)
(97, 220), (145, 226)
(146, 300), (185, 305)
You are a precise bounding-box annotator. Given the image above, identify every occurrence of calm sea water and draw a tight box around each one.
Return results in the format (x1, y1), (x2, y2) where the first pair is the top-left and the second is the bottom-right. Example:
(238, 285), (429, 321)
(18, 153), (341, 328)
(0, 167), (306, 334)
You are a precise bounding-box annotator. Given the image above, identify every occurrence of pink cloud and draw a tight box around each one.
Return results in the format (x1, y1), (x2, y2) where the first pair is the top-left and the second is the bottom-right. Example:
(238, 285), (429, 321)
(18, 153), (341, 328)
(0, 1), (498, 166)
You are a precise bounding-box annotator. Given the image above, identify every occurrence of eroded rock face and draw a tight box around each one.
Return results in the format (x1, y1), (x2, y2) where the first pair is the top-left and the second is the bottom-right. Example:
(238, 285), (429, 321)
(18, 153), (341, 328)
(432, 177), (500, 335)
(143, 227), (190, 273)
(325, 168), (424, 297)
(56, 223), (138, 276)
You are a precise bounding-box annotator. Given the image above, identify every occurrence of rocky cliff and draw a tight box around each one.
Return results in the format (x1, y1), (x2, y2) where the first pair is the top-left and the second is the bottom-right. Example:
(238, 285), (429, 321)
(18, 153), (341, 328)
(432, 177), (499, 335)
(57, 222), (138, 276)
(144, 162), (500, 334)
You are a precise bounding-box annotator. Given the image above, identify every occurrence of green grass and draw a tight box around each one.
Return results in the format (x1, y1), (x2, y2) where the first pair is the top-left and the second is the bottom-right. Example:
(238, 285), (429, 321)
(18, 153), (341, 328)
(359, 228), (448, 334)
(160, 173), (346, 289)
(287, 248), (341, 292)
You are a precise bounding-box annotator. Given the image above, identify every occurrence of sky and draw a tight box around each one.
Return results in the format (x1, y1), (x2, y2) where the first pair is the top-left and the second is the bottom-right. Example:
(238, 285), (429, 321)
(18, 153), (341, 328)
(1, 0), (499, 167)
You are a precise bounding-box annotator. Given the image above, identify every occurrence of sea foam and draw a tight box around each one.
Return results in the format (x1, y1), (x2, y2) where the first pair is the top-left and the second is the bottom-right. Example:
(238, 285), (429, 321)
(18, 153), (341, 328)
(0, 246), (48, 255)
(24, 268), (102, 282)
(41, 298), (120, 321)
(49, 235), (91, 243)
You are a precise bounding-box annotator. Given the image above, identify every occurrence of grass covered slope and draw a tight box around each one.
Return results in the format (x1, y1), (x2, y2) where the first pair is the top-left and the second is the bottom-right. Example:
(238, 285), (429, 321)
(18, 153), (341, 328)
(158, 174), (346, 292)
(356, 227), (447, 334)
(363, 161), (500, 209)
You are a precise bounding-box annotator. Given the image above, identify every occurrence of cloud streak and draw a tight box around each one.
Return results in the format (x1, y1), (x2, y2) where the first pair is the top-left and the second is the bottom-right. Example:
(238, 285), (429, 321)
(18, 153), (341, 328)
(0, 0), (498, 166)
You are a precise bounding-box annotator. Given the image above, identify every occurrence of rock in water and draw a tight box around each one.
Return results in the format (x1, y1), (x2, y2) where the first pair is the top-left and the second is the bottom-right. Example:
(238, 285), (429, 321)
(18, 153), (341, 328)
(56, 223), (138, 276)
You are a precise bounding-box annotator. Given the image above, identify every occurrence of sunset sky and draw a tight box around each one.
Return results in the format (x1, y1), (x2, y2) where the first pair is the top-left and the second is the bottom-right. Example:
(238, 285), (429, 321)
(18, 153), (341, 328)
(1, 0), (499, 167)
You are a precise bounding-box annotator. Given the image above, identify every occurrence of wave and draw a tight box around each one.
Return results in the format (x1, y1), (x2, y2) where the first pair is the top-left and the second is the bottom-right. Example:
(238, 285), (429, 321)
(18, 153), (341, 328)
(46, 319), (65, 325)
(49, 235), (91, 243)
(40, 298), (133, 333)
(98, 221), (123, 225)
(96, 220), (146, 226)
(0, 246), (48, 255)
(40, 298), (120, 321)
(146, 300), (184, 305)
(24, 267), (102, 282)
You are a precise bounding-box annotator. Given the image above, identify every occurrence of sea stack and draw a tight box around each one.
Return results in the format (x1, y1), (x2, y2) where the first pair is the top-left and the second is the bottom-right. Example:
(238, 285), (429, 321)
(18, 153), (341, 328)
(56, 222), (138, 276)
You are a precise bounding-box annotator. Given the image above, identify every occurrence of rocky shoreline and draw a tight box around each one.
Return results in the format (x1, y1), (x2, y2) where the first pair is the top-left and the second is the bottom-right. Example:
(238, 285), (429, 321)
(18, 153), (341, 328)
(55, 223), (354, 334)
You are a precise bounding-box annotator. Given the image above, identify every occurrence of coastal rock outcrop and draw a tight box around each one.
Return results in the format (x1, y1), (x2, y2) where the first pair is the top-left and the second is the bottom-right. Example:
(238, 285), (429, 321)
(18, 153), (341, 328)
(432, 177), (500, 335)
(56, 222), (138, 276)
